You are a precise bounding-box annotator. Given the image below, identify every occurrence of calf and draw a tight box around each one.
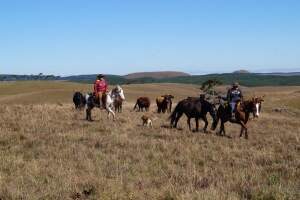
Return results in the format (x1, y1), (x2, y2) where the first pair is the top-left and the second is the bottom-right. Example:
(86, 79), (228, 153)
(134, 97), (151, 111)
(73, 92), (86, 109)
(114, 96), (123, 113)
(156, 94), (174, 113)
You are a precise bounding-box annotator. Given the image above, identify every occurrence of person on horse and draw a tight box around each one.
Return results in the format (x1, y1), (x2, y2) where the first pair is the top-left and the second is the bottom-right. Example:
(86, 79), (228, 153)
(94, 74), (108, 108)
(227, 82), (243, 120)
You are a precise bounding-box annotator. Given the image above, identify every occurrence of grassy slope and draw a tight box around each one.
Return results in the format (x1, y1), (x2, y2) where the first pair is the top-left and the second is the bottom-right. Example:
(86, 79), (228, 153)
(0, 81), (299, 199)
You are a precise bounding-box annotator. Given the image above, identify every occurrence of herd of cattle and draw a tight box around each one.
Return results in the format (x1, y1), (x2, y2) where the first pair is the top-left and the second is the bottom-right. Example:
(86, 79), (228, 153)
(73, 92), (175, 114)
(73, 89), (264, 139)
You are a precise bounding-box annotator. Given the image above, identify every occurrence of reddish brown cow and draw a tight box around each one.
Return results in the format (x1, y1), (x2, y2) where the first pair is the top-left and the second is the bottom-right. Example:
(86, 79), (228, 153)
(134, 97), (151, 111)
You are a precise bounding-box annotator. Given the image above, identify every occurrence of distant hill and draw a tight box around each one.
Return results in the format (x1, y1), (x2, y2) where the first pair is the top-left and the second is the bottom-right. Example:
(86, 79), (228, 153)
(124, 71), (190, 79)
(62, 74), (126, 85)
(260, 72), (300, 76)
(233, 69), (251, 74)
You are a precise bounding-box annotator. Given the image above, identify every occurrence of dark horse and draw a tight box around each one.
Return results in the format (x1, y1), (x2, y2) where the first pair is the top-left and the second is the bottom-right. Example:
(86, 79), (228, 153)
(211, 97), (264, 139)
(169, 97), (217, 132)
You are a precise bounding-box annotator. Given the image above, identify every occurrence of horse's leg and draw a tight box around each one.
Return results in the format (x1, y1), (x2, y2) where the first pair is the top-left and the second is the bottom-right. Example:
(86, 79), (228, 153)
(106, 106), (115, 120)
(239, 126), (244, 138)
(202, 116), (208, 133)
(239, 121), (248, 139)
(245, 127), (248, 139)
(187, 117), (191, 131)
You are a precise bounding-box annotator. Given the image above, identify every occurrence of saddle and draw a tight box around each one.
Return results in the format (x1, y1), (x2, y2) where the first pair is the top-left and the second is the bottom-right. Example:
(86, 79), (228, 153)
(93, 92), (107, 108)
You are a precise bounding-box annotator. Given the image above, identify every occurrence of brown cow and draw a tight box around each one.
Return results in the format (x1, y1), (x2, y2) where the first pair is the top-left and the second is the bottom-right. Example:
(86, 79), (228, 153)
(156, 94), (174, 113)
(134, 97), (151, 111)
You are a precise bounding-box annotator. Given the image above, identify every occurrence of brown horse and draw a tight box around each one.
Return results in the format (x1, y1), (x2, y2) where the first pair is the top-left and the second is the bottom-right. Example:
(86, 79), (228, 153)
(169, 97), (217, 132)
(211, 97), (264, 139)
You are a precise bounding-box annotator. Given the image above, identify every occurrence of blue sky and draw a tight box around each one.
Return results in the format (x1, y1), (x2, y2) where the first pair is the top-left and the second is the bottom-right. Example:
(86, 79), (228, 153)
(1, 0), (300, 75)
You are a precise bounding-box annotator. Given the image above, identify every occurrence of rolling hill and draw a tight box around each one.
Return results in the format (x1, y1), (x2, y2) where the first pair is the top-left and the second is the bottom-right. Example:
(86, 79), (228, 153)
(124, 71), (190, 79)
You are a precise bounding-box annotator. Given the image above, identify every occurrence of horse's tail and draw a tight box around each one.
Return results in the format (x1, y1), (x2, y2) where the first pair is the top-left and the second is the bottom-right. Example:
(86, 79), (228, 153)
(168, 101), (182, 125)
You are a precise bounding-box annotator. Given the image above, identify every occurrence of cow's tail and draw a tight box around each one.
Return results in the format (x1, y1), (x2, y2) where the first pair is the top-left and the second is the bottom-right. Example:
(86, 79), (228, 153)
(133, 100), (138, 111)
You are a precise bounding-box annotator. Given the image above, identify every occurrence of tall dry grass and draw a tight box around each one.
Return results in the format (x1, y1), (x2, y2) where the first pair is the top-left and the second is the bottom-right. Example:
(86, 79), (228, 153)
(0, 82), (299, 199)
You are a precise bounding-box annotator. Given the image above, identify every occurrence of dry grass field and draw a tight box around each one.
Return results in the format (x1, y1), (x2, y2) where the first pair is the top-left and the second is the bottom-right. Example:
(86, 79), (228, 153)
(0, 81), (299, 200)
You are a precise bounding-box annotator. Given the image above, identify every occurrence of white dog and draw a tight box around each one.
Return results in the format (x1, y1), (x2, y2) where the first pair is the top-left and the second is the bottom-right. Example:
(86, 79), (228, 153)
(141, 115), (153, 128)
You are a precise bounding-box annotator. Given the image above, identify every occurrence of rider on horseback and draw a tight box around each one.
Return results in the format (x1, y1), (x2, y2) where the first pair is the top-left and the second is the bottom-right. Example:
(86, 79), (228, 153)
(94, 74), (108, 108)
(227, 82), (243, 120)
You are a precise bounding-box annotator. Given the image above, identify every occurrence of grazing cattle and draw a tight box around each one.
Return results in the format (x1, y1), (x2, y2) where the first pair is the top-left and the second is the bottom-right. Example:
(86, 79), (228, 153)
(73, 92), (86, 109)
(134, 97), (151, 111)
(211, 96), (264, 139)
(169, 97), (217, 132)
(85, 85), (125, 121)
(114, 96), (123, 113)
(156, 94), (174, 113)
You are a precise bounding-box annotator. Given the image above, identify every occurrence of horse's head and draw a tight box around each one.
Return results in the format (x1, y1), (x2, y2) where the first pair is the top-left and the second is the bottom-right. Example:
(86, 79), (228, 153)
(114, 85), (125, 100)
(250, 96), (264, 118)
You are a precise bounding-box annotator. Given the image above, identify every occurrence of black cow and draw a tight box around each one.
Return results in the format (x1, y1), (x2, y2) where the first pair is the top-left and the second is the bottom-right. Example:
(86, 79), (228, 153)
(73, 92), (86, 109)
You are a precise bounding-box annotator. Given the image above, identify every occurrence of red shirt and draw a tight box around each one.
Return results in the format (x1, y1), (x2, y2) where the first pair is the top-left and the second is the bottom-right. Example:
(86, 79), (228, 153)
(94, 79), (108, 93)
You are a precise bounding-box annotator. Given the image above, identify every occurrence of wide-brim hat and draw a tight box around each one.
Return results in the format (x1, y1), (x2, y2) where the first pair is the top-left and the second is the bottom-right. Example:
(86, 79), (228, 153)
(97, 74), (105, 79)
(232, 82), (239, 87)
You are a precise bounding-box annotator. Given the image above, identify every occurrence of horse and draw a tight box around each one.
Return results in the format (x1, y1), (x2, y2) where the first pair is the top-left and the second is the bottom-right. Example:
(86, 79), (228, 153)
(85, 85), (125, 121)
(211, 97), (264, 139)
(169, 97), (217, 132)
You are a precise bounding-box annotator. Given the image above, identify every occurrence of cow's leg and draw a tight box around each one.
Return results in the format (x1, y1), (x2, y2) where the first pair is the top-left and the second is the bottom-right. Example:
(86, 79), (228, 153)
(195, 118), (199, 132)
(86, 107), (92, 121)
(219, 121), (225, 136)
(86, 108), (89, 120)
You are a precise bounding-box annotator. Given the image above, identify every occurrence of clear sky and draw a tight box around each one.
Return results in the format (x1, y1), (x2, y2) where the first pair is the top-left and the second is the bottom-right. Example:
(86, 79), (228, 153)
(1, 0), (300, 76)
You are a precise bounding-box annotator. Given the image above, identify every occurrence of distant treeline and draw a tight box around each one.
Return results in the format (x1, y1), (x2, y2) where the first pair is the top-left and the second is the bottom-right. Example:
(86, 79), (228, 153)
(0, 74), (60, 81)
(1, 73), (300, 87)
